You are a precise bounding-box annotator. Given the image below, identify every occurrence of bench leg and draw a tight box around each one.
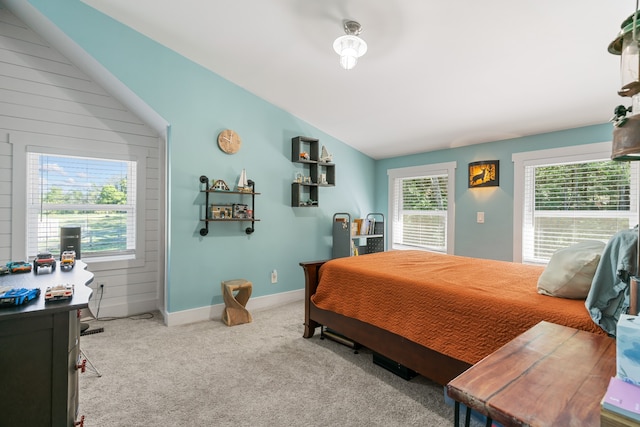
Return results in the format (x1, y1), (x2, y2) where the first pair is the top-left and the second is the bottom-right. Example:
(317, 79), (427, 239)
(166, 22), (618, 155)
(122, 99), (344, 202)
(454, 401), (460, 427)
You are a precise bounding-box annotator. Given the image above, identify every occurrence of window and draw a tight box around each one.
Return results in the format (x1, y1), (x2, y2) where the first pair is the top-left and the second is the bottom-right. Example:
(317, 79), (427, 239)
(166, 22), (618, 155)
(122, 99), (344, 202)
(513, 142), (638, 263)
(27, 152), (137, 260)
(388, 162), (456, 254)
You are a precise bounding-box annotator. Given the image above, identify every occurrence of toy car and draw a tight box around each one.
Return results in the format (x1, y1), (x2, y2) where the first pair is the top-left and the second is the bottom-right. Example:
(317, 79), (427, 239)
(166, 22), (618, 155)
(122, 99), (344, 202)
(0, 265), (9, 276)
(6, 261), (32, 274)
(60, 250), (76, 270)
(33, 252), (56, 274)
(44, 284), (74, 301)
(0, 287), (41, 306)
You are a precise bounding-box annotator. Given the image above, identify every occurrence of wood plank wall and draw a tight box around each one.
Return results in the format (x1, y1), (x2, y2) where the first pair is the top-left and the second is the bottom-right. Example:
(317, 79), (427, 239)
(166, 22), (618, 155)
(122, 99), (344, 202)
(0, 6), (163, 318)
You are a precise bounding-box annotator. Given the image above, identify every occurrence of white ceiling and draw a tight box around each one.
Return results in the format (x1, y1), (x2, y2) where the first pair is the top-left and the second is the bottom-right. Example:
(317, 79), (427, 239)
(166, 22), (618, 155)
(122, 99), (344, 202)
(82, 0), (633, 159)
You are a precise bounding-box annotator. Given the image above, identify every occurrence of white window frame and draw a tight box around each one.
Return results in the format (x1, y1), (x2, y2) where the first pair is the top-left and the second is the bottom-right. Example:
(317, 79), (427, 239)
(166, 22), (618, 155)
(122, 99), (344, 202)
(10, 133), (147, 269)
(26, 151), (137, 260)
(512, 141), (637, 263)
(387, 162), (456, 254)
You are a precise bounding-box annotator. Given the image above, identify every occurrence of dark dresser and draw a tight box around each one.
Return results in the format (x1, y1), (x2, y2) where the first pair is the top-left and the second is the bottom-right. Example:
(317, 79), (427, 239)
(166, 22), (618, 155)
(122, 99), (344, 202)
(0, 261), (93, 426)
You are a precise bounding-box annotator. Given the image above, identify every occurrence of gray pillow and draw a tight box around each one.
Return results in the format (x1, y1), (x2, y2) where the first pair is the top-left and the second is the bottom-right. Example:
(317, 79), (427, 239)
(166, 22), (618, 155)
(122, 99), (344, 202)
(537, 240), (606, 299)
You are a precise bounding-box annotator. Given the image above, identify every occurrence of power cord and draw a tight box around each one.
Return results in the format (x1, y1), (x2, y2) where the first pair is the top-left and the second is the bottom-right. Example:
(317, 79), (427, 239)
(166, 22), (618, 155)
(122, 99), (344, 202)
(86, 283), (154, 322)
(96, 312), (155, 322)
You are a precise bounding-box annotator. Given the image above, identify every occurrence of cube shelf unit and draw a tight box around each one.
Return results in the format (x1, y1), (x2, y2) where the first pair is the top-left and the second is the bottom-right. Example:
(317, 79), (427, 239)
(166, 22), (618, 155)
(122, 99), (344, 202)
(291, 136), (335, 207)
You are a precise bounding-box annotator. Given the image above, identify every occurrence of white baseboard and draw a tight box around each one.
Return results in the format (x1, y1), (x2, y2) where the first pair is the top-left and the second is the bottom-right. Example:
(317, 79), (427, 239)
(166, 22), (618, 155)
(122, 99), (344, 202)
(163, 289), (304, 327)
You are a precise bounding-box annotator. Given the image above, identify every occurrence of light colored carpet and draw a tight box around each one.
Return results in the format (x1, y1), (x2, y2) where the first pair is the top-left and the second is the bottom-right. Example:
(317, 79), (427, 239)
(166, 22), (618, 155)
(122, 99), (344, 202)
(78, 301), (478, 426)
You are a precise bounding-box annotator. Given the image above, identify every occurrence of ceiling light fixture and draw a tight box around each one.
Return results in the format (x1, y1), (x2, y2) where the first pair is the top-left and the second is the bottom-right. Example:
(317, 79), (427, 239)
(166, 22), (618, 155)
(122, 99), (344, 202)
(333, 20), (368, 70)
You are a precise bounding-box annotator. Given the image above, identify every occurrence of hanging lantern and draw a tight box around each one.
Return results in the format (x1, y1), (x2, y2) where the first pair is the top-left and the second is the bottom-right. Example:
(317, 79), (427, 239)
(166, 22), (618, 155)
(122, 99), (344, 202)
(610, 10), (640, 160)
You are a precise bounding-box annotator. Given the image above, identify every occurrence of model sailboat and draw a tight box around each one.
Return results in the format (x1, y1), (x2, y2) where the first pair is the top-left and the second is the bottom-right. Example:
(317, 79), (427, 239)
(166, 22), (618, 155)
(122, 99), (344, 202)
(237, 168), (252, 192)
(320, 145), (333, 163)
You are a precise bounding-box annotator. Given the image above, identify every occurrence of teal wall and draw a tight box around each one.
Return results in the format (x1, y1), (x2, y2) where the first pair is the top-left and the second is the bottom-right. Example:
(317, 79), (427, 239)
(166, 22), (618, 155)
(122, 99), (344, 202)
(25, 0), (616, 313)
(28, 0), (376, 312)
(375, 124), (614, 261)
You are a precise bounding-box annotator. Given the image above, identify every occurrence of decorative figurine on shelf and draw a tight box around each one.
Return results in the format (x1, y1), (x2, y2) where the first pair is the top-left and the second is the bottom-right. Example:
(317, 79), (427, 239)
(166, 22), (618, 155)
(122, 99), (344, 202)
(320, 145), (333, 163)
(44, 284), (74, 301)
(299, 151), (310, 160)
(211, 179), (230, 191)
(211, 206), (221, 219)
(33, 251), (56, 274)
(233, 203), (248, 219)
(294, 172), (303, 183)
(211, 205), (233, 219)
(237, 169), (252, 193)
(6, 260), (32, 273)
(0, 287), (40, 306)
(60, 250), (76, 271)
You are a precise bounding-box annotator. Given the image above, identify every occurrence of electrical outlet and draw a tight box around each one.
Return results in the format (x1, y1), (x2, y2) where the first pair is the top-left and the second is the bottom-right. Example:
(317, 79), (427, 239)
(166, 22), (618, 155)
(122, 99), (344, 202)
(271, 270), (278, 284)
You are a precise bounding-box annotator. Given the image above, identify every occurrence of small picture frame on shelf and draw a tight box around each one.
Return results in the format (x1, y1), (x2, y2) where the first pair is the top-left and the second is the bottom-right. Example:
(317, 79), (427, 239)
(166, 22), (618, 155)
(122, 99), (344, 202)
(233, 203), (248, 219)
(211, 205), (232, 219)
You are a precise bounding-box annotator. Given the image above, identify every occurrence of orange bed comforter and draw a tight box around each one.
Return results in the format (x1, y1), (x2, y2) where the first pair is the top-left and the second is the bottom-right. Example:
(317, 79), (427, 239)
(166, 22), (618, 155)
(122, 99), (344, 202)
(311, 250), (606, 365)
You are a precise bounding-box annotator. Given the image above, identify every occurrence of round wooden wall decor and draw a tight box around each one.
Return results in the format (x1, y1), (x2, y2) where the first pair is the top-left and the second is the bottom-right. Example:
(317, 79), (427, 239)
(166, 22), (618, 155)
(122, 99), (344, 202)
(217, 129), (241, 154)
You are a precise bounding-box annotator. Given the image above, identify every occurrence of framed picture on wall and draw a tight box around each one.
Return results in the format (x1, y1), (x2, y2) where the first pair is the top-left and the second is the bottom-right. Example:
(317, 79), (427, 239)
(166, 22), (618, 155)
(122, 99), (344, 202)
(468, 160), (499, 188)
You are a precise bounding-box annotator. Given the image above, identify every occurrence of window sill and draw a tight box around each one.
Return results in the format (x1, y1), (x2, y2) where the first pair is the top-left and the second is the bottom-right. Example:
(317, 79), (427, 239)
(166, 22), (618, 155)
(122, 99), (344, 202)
(83, 254), (144, 272)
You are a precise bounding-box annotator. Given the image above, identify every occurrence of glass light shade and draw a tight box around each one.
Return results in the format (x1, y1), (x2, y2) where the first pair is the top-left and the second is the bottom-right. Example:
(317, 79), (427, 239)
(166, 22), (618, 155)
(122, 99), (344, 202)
(611, 12), (640, 102)
(333, 35), (367, 70)
(621, 32), (640, 113)
(621, 36), (640, 89)
(340, 51), (358, 70)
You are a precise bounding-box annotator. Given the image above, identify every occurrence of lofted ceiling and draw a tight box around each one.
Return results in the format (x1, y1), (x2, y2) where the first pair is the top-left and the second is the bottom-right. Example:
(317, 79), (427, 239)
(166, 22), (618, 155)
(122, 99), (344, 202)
(82, 0), (633, 159)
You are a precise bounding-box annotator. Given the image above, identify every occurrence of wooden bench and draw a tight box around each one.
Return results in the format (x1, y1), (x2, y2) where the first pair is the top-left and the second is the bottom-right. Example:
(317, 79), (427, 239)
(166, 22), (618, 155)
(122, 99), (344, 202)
(447, 321), (615, 427)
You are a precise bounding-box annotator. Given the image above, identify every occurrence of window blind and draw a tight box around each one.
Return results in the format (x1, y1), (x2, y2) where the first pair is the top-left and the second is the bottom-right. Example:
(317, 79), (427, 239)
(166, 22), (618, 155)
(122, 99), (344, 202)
(391, 174), (449, 252)
(522, 160), (636, 263)
(26, 152), (137, 258)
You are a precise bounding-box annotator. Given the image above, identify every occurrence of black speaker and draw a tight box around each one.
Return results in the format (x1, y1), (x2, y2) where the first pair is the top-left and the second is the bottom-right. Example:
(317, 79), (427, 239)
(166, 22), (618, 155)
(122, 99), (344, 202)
(60, 226), (81, 259)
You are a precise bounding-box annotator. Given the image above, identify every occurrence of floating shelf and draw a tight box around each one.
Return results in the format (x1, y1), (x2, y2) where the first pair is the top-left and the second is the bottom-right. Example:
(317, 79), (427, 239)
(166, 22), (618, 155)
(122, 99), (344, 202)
(198, 175), (260, 235)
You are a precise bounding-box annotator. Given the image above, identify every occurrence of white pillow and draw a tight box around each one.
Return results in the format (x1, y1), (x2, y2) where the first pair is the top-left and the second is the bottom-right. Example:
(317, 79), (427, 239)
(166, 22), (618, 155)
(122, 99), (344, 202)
(537, 240), (605, 299)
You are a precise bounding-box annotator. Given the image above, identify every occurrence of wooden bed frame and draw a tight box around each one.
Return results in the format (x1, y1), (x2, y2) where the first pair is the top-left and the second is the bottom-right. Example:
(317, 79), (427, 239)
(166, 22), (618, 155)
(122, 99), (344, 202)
(300, 260), (471, 386)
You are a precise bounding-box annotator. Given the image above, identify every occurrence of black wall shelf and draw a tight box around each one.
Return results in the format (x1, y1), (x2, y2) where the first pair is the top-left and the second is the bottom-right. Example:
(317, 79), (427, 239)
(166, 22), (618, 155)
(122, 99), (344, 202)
(291, 136), (335, 207)
(199, 175), (260, 235)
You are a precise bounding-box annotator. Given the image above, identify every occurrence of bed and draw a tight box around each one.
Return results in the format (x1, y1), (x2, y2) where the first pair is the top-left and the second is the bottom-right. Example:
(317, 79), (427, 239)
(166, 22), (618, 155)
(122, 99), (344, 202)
(301, 250), (608, 386)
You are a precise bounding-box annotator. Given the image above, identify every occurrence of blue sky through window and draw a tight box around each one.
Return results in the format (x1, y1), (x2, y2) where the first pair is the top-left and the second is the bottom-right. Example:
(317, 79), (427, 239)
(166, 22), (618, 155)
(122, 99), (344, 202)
(39, 154), (128, 199)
